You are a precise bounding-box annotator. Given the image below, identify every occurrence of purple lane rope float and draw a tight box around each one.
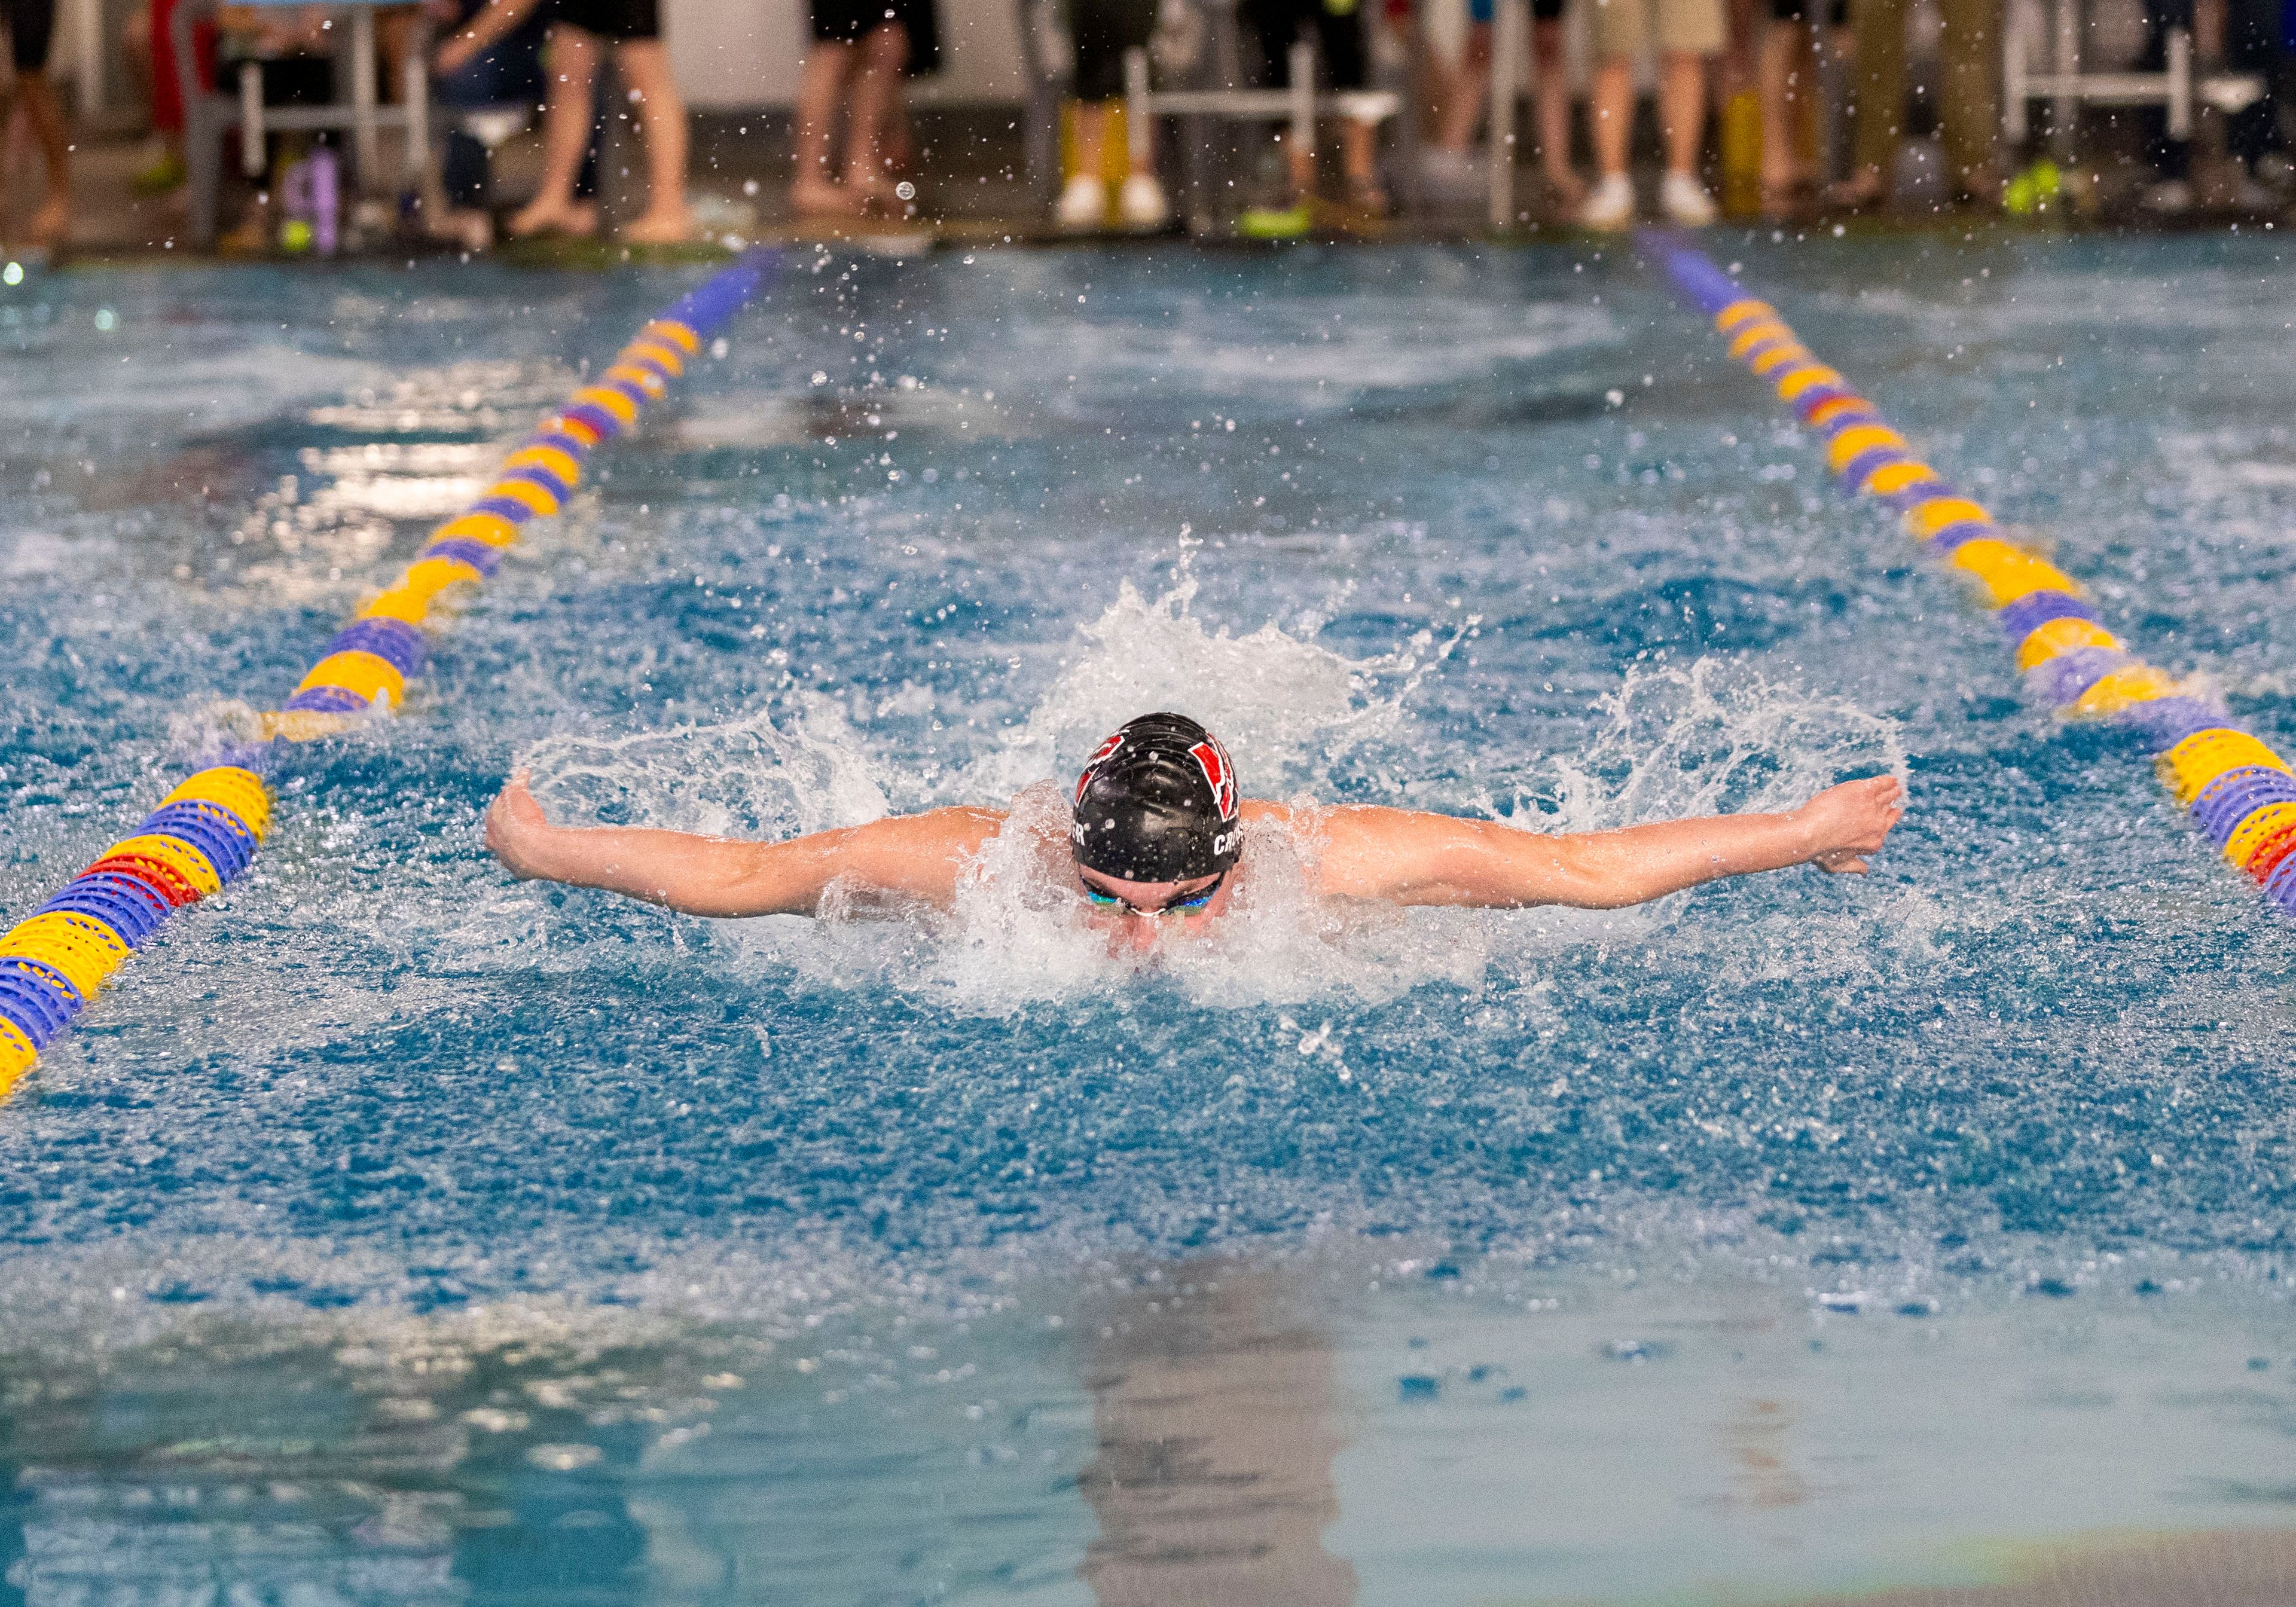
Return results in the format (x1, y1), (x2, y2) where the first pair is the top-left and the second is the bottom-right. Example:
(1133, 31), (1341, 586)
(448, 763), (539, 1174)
(1641, 231), (2296, 919)
(0, 250), (777, 1098)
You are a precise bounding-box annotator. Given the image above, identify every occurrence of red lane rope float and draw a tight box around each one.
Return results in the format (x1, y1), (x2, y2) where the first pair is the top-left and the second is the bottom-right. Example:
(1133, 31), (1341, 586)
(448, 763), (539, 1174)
(0, 251), (777, 1098)
(1642, 231), (2296, 922)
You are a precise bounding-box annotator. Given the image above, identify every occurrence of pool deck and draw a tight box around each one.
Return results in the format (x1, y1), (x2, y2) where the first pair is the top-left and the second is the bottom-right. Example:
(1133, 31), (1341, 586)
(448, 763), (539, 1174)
(13, 114), (2293, 266)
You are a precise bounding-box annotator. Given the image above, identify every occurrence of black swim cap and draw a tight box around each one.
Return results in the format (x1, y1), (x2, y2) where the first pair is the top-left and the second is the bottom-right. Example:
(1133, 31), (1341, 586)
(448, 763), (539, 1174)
(1070, 713), (1243, 883)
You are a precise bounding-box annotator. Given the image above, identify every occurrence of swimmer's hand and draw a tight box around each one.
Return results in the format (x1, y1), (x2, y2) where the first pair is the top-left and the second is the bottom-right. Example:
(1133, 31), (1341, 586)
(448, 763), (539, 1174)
(483, 771), (1004, 916)
(484, 770), (556, 880)
(1793, 775), (1907, 876)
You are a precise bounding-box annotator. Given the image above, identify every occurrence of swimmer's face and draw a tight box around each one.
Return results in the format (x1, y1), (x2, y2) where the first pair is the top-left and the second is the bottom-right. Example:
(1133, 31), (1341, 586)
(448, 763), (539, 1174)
(1076, 864), (1235, 951)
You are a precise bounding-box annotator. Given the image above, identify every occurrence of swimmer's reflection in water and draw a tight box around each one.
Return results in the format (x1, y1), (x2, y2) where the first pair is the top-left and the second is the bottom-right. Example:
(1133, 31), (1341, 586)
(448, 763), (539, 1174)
(1076, 1266), (1356, 1606)
(486, 710), (1906, 954)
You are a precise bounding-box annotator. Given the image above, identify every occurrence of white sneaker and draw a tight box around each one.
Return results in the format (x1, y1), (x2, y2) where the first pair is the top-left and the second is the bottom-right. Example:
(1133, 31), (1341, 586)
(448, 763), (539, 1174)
(1659, 170), (1718, 227)
(1055, 174), (1109, 228)
(1580, 173), (1635, 229)
(1117, 172), (1170, 228)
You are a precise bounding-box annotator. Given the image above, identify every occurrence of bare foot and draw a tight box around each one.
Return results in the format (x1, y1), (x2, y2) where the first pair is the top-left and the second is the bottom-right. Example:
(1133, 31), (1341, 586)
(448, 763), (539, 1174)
(1542, 167), (1586, 210)
(28, 195), (69, 250)
(792, 177), (860, 216)
(1760, 175), (1818, 222)
(621, 207), (695, 245)
(428, 206), (493, 252)
(506, 197), (599, 239)
(1824, 170), (1886, 210)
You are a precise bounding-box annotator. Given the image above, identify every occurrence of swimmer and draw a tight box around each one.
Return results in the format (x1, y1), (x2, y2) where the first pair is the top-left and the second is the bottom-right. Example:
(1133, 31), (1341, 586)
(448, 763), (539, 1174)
(486, 711), (1906, 951)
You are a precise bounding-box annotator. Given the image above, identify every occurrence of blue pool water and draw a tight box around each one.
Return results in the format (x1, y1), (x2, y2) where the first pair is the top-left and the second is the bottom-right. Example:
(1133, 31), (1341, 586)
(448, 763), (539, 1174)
(5, 235), (2296, 1603)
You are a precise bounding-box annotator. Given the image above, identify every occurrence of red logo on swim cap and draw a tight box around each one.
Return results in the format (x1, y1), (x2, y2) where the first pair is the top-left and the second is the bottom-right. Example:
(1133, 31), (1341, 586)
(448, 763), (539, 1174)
(1076, 731), (1125, 805)
(1189, 737), (1238, 821)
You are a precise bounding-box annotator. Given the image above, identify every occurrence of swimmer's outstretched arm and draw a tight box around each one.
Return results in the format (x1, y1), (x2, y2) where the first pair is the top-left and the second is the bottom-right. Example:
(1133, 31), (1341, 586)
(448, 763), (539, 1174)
(1305, 776), (1906, 910)
(484, 774), (1003, 916)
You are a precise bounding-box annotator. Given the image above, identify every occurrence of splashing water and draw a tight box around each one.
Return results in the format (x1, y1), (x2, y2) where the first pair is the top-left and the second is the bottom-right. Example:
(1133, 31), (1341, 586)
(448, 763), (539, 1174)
(963, 561), (1466, 804)
(526, 695), (893, 839)
(1542, 657), (1908, 830)
(510, 574), (1905, 1016)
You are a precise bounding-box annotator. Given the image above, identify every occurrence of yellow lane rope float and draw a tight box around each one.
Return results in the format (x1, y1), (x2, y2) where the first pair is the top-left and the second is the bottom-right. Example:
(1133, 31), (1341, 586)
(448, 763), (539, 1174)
(1642, 233), (2296, 919)
(0, 252), (777, 1098)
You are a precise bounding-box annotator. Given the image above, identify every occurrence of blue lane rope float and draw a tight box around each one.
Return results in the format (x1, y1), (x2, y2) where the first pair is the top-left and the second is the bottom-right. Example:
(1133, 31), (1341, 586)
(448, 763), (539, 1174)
(1638, 230), (2296, 920)
(0, 249), (777, 1098)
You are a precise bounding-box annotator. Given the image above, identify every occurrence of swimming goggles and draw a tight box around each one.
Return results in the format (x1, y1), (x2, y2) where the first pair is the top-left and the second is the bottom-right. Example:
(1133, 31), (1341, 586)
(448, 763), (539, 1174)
(1079, 870), (1226, 916)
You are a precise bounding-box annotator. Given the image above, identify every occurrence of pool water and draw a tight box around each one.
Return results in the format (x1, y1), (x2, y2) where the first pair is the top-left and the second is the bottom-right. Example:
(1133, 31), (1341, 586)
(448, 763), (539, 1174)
(4, 234), (2296, 1604)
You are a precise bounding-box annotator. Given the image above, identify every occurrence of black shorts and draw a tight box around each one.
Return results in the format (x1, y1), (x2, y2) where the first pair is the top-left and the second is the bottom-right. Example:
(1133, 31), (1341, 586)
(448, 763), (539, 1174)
(1480, 0), (1565, 22)
(1769, 0), (1848, 23)
(211, 53), (334, 106)
(1239, 0), (1366, 91)
(809, 0), (942, 74)
(548, 0), (658, 42)
(2, 0), (54, 72)
(1070, 0), (1155, 102)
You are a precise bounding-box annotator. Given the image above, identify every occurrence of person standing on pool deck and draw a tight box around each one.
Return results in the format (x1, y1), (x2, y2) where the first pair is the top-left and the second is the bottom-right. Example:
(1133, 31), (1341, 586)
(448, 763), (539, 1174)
(486, 713), (1906, 951)
(1, 0), (74, 252)
(434, 0), (694, 242)
(790, 0), (940, 218)
(1578, 0), (1723, 228)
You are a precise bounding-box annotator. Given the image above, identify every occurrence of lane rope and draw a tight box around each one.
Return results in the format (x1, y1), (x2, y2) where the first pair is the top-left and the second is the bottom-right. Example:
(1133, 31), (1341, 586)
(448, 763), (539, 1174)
(0, 249), (778, 1098)
(1639, 230), (2296, 921)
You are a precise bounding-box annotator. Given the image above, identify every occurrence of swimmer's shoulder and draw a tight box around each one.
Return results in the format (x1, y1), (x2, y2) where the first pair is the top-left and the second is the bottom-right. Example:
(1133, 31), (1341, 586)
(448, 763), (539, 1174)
(1241, 797), (1302, 830)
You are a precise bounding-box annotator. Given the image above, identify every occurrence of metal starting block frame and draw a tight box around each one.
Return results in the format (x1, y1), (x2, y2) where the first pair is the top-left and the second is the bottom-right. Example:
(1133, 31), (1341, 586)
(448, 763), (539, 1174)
(2004, 0), (2263, 144)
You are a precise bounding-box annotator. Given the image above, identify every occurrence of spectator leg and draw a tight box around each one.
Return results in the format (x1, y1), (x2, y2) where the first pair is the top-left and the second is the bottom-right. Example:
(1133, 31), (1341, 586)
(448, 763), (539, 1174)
(792, 40), (855, 214)
(1073, 99), (1112, 178)
(1435, 19), (1493, 153)
(441, 128), (487, 209)
(508, 23), (602, 236)
(1532, 18), (1583, 201)
(17, 71), (73, 246)
(1340, 117), (1385, 210)
(1591, 56), (1634, 178)
(1838, 0), (1902, 204)
(432, 45), (514, 212)
(1759, 19), (1809, 193)
(615, 39), (694, 241)
(187, 99), (219, 243)
(2222, 0), (2279, 166)
(1660, 49), (1708, 178)
(1934, 0), (1998, 198)
(844, 22), (909, 209)
(148, 0), (197, 161)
